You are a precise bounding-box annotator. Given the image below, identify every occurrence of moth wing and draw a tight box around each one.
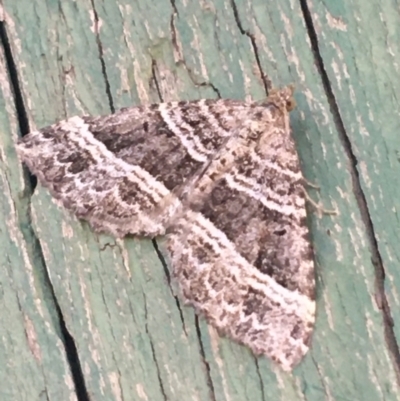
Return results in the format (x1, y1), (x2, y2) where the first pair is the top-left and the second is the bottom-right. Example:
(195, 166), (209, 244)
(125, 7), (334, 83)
(167, 209), (314, 371)
(167, 88), (315, 370)
(17, 100), (238, 237)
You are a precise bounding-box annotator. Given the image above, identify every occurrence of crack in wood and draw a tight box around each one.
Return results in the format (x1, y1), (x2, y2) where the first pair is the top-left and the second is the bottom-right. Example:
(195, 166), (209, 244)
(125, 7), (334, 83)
(299, 0), (400, 385)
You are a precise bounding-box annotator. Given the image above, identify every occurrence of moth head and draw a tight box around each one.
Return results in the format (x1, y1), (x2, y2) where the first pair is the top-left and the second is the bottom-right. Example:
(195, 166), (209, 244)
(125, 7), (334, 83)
(268, 85), (296, 113)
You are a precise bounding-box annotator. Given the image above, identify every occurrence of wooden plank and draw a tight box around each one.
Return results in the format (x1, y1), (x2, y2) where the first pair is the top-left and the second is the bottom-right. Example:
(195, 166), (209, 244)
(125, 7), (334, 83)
(0, 26), (78, 401)
(305, 0), (400, 363)
(1, 0), (399, 400)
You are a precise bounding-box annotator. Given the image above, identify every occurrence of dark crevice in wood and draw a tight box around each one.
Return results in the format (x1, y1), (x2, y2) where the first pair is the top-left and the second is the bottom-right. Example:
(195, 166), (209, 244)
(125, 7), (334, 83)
(151, 59), (164, 102)
(152, 55), (221, 99)
(167, 0), (221, 97)
(89, 0), (115, 113)
(186, 73), (221, 97)
(189, 78), (221, 98)
(0, 20), (91, 400)
(56, 304), (92, 401)
(194, 317), (217, 401)
(169, 0), (178, 16)
(299, 0), (400, 384)
(310, 356), (330, 397)
(0, 21), (30, 136)
(0, 20), (37, 191)
(18, 203), (91, 401)
(143, 295), (168, 401)
(21, 216), (91, 401)
(254, 358), (266, 401)
(152, 239), (188, 335)
(169, 0), (180, 58)
(230, 0), (271, 95)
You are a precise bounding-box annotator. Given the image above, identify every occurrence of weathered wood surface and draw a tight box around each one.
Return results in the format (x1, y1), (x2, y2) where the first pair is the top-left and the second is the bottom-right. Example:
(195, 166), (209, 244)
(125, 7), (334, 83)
(1, 0), (400, 400)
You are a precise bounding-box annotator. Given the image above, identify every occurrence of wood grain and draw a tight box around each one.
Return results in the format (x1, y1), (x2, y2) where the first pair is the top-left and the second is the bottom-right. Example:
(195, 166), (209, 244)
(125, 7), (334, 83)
(1, 0), (399, 400)
(0, 35), (78, 401)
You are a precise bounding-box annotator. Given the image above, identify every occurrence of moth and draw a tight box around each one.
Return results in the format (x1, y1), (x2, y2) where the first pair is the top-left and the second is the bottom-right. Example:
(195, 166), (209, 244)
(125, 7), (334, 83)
(17, 86), (315, 371)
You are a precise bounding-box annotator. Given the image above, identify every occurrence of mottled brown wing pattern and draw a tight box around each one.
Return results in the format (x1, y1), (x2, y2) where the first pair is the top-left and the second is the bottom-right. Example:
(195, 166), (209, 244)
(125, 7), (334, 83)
(17, 86), (315, 371)
(18, 99), (243, 237)
(167, 87), (315, 370)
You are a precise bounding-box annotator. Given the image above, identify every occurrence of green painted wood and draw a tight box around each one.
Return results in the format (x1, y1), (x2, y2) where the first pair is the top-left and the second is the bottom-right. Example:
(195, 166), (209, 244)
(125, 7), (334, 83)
(306, 0), (400, 360)
(1, 0), (399, 400)
(0, 35), (78, 401)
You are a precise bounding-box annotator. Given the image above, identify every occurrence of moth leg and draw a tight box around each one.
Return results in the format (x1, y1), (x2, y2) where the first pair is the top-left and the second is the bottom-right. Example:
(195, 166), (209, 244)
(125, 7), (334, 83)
(303, 189), (338, 217)
(302, 178), (320, 190)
